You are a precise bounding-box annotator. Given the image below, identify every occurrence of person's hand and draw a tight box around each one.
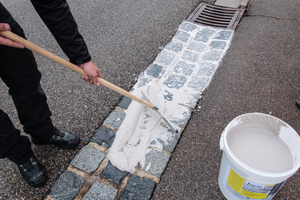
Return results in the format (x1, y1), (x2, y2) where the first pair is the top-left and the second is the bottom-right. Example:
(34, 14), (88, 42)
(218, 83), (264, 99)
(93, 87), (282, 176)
(0, 23), (24, 48)
(78, 61), (101, 86)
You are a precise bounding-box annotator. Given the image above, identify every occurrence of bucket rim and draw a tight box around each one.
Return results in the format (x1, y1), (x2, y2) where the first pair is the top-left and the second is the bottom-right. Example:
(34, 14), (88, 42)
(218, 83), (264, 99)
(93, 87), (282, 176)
(222, 112), (300, 178)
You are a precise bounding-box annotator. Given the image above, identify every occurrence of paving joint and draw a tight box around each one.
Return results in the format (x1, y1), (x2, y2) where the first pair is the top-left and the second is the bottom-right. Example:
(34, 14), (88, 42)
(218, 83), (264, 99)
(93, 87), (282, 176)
(46, 19), (235, 199)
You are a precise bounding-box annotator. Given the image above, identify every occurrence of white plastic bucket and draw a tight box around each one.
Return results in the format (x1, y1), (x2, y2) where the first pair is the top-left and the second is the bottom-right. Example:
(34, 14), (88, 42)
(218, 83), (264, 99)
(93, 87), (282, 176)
(218, 113), (300, 200)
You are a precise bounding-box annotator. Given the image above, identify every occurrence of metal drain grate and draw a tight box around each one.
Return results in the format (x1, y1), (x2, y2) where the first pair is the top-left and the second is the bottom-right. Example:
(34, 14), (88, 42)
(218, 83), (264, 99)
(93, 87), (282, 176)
(186, 3), (245, 30)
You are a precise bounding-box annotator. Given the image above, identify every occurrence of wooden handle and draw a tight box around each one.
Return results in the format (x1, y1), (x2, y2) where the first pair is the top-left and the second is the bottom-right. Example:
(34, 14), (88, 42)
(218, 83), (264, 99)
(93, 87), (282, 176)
(0, 31), (155, 109)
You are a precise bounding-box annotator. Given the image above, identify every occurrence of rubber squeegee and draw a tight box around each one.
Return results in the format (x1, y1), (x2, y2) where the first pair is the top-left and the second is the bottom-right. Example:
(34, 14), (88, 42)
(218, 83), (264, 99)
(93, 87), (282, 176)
(141, 91), (178, 133)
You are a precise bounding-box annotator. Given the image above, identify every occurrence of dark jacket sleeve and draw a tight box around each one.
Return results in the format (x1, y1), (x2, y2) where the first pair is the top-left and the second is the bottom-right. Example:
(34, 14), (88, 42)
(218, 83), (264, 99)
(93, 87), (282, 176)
(30, 0), (91, 65)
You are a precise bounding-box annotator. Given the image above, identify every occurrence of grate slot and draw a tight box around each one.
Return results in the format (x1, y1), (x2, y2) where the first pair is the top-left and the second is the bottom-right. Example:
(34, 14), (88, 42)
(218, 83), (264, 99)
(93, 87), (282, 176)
(199, 15), (232, 24)
(201, 12), (233, 21)
(204, 8), (236, 16)
(202, 10), (235, 18)
(206, 5), (237, 12)
(186, 3), (245, 30)
(205, 6), (236, 13)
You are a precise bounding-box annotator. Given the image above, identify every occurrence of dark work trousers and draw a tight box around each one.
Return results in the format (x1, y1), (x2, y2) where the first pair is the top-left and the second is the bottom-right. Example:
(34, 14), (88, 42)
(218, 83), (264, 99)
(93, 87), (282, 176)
(0, 3), (54, 165)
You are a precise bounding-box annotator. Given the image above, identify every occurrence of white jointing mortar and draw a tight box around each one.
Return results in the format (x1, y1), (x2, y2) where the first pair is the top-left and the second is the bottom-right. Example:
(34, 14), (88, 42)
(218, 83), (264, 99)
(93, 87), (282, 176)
(107, 75), (197, 173)
(228, 127), (293, 173)
(108, 81), (173, 173)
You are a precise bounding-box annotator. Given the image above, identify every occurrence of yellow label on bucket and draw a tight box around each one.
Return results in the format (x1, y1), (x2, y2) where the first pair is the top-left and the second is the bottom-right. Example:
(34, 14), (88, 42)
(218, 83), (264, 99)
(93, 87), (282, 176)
(226, 168), (274, 199)
(240, 189), (268, 199)
(227, 168), (245, 192)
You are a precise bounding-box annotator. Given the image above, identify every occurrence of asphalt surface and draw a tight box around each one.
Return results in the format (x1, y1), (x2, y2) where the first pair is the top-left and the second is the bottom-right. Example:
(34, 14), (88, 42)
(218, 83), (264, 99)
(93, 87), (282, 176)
(1, 0), (299, 199)
(0, 0), (214, 199)
(152, 0), (300, 199)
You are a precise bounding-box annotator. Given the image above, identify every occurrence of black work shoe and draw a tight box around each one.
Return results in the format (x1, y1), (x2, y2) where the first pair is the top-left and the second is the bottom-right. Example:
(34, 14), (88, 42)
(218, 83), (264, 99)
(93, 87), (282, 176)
(32, 127), (80, 149)
(18, 157), (46, 187)
(296, 97), (300, 108)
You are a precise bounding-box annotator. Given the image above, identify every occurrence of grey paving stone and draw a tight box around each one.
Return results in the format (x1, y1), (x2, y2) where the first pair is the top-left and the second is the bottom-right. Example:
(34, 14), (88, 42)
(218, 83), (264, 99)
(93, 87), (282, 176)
(136, 74), (152, 88)
(82, 182), (118, 200)
(119, 175), (156, 200)
(165, 41), (183, 53)
(174, 61), (196, 76)
(155, 50), (176, 65)
(90, 126), (116, 148)
(213, 30), (233, 40)
(142, 149), (170, 177)
(188, 76), (210, 91)
(118, 96), (132, 110)
(151, 131), (181, 152)
(170, 109), (192, 128)
(194, 28), (215, 43)
(203, 50), (223, 61)
(210, 40), (227, 50)
(70, 146), (105, 173)
(163, 74), (187, 89)
(187, 41), (206, 52)
(178, 91), (202, 108)
(145, 63), (165, 78)
(179, 22), (197, 32)
(197, 62), (217, 77)
(173, 30), (190, 42)
(163, 90), (174, 101)
(181, 50), (200, 62)
(104, 110), (126, 129)
(50, 171), (84, 200)
(101, 161), (128, 186)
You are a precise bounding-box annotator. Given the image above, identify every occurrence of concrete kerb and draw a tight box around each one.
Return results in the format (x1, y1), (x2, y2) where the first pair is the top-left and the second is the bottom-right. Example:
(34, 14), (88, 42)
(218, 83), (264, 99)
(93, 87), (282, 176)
(45, 21), (234, 200)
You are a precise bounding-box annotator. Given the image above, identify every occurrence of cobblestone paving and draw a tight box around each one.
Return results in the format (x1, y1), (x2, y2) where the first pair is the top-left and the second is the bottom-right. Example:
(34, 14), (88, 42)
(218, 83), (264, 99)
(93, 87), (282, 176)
(45, 21), (234, 200)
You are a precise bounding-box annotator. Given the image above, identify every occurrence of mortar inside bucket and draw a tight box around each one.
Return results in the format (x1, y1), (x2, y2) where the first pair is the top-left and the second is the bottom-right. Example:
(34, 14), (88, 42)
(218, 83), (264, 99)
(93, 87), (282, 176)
(218, 113), (300, 200)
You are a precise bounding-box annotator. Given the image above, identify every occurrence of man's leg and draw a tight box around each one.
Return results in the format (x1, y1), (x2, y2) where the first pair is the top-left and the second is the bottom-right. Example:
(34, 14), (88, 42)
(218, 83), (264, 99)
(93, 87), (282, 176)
(0, 3), (48, 187)
(0, 110), (33, 165)
(0, 2), (79, 148)
(0, 110), (46, 187)
(0, 3), (54, 142)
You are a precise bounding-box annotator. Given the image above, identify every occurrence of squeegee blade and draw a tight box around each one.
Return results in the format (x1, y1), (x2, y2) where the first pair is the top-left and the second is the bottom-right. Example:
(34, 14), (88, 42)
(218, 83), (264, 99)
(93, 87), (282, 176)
(141, 91), (179, 134)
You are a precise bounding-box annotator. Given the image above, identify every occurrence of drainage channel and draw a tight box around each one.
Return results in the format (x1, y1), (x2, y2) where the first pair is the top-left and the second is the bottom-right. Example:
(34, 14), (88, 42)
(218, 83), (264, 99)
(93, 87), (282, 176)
(186, 3), (245, 30)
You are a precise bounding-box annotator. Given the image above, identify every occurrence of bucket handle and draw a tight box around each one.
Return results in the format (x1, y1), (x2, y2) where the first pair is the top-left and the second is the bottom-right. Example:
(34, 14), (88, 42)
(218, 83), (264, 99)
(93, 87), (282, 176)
(220, 129), (225, 150)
